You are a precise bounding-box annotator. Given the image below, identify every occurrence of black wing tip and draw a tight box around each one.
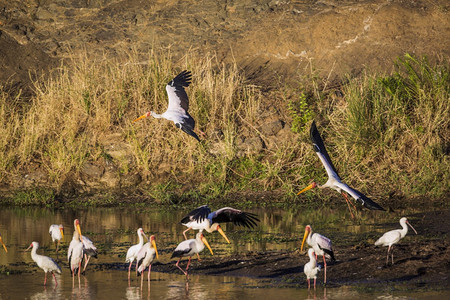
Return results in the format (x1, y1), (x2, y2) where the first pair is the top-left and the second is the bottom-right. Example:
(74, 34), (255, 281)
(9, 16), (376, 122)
(357, 193), (385, 211)
(170, 70), (192, 87)
(171, 250), (188, 258)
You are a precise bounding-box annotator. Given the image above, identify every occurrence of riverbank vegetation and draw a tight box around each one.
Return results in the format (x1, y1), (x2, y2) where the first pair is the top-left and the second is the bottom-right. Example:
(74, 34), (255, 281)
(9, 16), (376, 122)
(0, 51), (448, 207)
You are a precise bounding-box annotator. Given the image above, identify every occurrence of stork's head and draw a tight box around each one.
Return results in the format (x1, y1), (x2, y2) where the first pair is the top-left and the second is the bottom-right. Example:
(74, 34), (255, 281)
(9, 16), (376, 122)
(74, 219), (83, 242)
(301, 225), (312, 252)
(133, 111), (152, 123)
(149, 235), (159, 259)
(211, 223), (230, 244)
(26, 241), (39, 251)
(401, 217), (418, 235)
(297, 182), (318, 196)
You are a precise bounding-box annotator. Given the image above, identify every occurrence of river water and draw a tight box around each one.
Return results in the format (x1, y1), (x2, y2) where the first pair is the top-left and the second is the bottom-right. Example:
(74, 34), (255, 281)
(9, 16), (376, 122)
(0, 206), (447, 299)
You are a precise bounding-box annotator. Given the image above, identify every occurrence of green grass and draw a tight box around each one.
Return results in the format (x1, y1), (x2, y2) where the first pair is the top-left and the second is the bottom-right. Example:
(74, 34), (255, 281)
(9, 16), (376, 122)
(0, 52), (448, 207)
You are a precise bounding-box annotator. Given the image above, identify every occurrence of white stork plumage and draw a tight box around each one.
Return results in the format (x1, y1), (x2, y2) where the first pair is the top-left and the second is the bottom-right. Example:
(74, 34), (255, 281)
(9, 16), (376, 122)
(304, 248), (320, 290)
(68, 219), (84, 277)
(0, 233), (7, 253)
(301, 225), (335, 284)
(297, 121), (385, 217)
(375, 217), (418, 265)
(125, 228), (148, 280)
(171, 232), (214, 276)
(80, 234), (98, 273)
(49, 224), (64, 252)
(180, 205), (259, 243)
(134, 70), (202, 142)
(27, 241), (62, 286)
(136, 235), (159, 287)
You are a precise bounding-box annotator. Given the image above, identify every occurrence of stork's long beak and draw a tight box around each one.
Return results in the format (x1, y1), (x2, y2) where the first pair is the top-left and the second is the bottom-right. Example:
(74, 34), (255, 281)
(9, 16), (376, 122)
(201, 236), (214, 256)
(217, 226), (230, 244)
(26, 243), (32, 251)
(143, 232), (149, 242)
(297, 182), (317, 196)
(406, 221), (418, 235)
(60, 228), (65, 240)
(0, 236), (7, 253)
(301, 229), (310, 252)
(76, 223), (83, 242)
(133, 113), (148, 123)
(151, 238), (159, 260)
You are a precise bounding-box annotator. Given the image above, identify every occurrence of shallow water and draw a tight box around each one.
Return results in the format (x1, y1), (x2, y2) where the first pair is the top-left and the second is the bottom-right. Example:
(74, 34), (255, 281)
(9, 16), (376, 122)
(0, 206), (447, 299)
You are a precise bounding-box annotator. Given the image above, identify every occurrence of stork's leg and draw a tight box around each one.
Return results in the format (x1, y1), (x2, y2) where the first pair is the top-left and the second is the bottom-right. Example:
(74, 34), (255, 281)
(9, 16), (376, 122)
(314, 277), (316, 290)
(342, 192), (356, 219)
(83, 255), (91, 272)
(386, 245), (391, 265)
(185, 256), (192, 274)
(44, 272), (47, 286)
(307, 278), (310, 290)
(78, 262), (81, 277)
(128, 261), (133, 281)
(52, 272), (58, 286)
(391, 246), (394, 265)
(183, 228), (191, 240)
(323, 255), (327, 284)
(140, 267), (144, 290)
(148, 264), (152, 282)
(135, 260), (139, 276)
(56, 240), (60, 252)
(175, 258), (187, 276)
(197, 253), (202, 261)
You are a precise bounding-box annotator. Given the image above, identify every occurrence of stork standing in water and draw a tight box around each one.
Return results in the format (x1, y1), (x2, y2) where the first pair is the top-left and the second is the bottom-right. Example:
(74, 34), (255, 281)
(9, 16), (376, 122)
(301, 225), (335, 284)
(134, 70), (203, 142)
(180, 205), (259, 257)
(171, 232), (214, 276)
(126, 228), (148, 281)
(0, 233), (7, 253)
(68, 219), (84, 277)
(304, 248), (320, 290)
(27, 241), (62, 286)
(49, 224), (64, 252)
(80, 234), (98, 273)
(297, 121), (385, 218)
(375, 217), (418, 265)
(136, 235), (159, 288)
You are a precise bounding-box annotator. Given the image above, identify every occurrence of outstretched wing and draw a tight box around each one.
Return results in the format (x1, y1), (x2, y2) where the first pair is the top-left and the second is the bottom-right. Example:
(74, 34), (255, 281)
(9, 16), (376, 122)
(310, 121), (341, 180)
(209, 207), (259, 228)
(350, 187), (385, 210)
(180, 205), (211, 224)
(166, 70), (192, 113)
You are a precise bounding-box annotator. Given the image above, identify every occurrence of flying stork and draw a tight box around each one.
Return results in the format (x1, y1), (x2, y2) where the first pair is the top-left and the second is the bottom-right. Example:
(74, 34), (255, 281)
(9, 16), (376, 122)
(134, 70), (202, 141)
(297, 121), (385, 217)
(27, 241), (62, 286)
(375, 217), (417, 265)
(301, 225), (335, 284)
(180, 205), (259, 259)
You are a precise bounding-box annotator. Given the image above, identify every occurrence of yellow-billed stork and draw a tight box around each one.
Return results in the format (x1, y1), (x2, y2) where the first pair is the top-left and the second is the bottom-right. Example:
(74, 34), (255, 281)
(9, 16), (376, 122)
(136, 235), (159, 287)
(49, 224), (64, 252)
(301, 225), (335, 284)
(297, 121), (385, 217)
(27, 241), (62, 286)
(133, 70), (202, 141)
(375, 217), (417, 265)
(171, 232), (213, 276)
(125, 228), (148, 280)
(68, 219), (84, 277)
(304, 248), (320, 290)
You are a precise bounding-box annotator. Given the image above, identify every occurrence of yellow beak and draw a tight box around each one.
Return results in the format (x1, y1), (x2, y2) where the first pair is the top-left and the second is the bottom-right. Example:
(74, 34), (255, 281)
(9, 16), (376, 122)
(76, 224), (83, 242)
(301, 230), (309, 252)
(133, 113), (148, 123)
(201, 236), (214, 256)
(217, 226), (230, 244)
(297, 183), (316, 195)
(151, 239), (159, 260)
(60, 228), (65, 240)
(0, 237), (7, 253)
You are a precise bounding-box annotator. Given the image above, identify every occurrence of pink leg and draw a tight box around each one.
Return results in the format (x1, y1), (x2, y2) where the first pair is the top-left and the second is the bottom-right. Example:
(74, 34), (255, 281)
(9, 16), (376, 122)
(52, 272), (58, 286)
(314, 278), (316, 290)
(78, 262), (81, 277)
(386, 245), (391, 265)
(128, 261), (132, 281)
(342, 192), (356, 219)
(140, 267), (144, 290)
(135, 260), (139, 276)
(307, 278), (310, 290)
(183, 228), (192, 240)
(323, 255), (327, 283)
(44, 272), (47, 286)
(197, 253), (202, 261)
(83, 255), (91, 272)
(175, 258), (187, 275)
(185, 257), (192, 273)
(147, 264), (152, 282)
(391, 246), (395, 265)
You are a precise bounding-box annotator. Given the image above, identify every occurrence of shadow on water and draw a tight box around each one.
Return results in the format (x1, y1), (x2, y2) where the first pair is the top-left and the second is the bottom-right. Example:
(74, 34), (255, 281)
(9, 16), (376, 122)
(0, 205), (448, 299)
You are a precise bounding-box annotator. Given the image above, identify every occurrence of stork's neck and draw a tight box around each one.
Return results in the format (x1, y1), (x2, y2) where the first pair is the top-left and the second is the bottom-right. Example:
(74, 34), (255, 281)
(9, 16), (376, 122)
(30, 245), (38, 258)
(308, 250), (316, 262)
(138, 232), (144, 246)
(399, 220), (409, 238)
(204, 222), (216, 233)
(150, 111), (163, 119)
